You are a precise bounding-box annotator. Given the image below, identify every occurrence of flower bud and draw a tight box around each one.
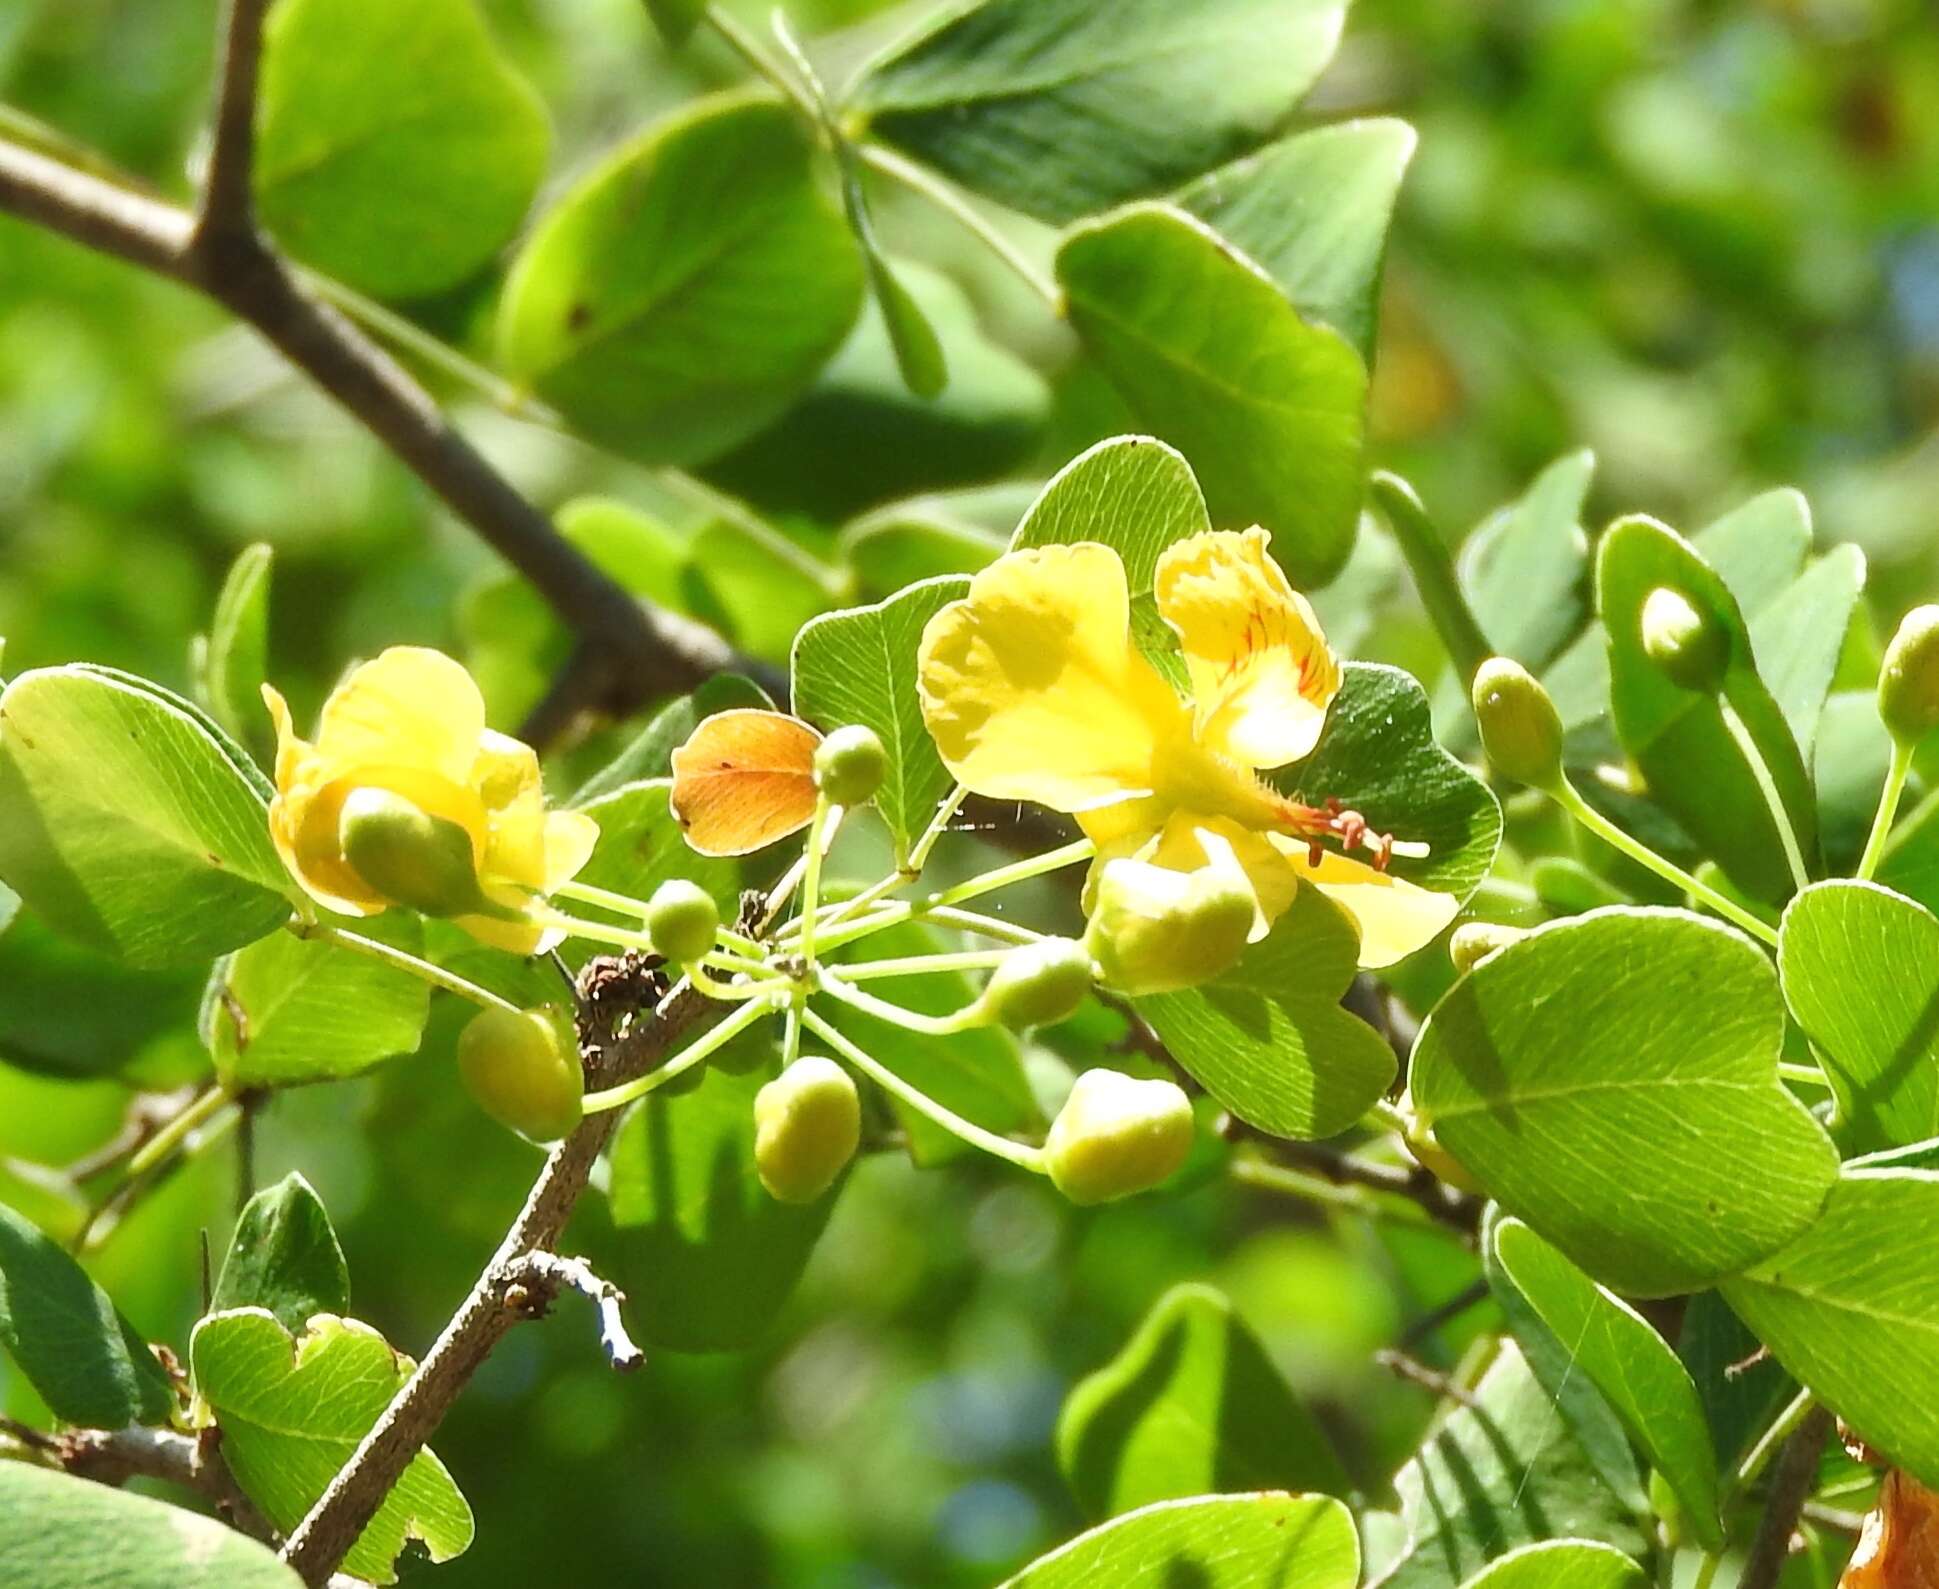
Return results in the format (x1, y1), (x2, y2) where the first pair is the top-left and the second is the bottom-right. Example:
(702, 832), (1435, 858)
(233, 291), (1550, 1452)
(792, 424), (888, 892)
(1084, 859), (1254, 996)
(1394, 1089), (1480, 1194)
(646, 879), (720, 964)
(1878, 605), (1939, 748)
(753, 1055), (860, 1204)
(812, 725), (887, 807)
(1044, 1068), (1194, 1205)
(1640, 586), (1728, 695)
(456, 1006), (582, 1142)
(337, 787), (494, 918)
(1470, 657), (1564, 791)
(976, 938), (1093, 1029)
(1448, 920), (1528, 974)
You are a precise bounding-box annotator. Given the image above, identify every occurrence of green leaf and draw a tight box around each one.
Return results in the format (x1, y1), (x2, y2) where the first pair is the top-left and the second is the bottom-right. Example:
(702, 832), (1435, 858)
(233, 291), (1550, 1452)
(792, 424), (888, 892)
(1779, 880), (1939, 1154)
(569, 674), (774, 808)
(1284, 662), (1503, 902)
(684, 517), (842, 662)
(849, 0), (1348, 226)
(1010, 434), (1210, 595)
(1598, 514), (1818, 903)
(0, 666), (291, 967)
(571, 778), (741, 923)
(256, 0), (548, 300)
(1748, 544), (1865, 762)
(1057, 205), (1366, 588)
(1454, 1542), (1646, 1589)
(604, 1033), (835, 1351)
(211, 1172), (351, 1334)
(838, 159), (946, 399)
(792, 577), (966, 864)
(1175, 119), (1417, 363)
(1138, 886), (1397, 1140)
(641, 0), (705, 47)
(839, 499), (1006, 601)
(1492, 1219), (1722, 1547)
(1694, 488), (1814, 616)
(1365, 1342), (1647, 1589)
(0, 1200), (172, 1427)
(1461, 451), (1595, 674)
(0, 905), (203, 1079)
(0, 1464), (302, 1588)
(1410, 907), (1838, 1297)
(205, 916), (429, 1089)
(498, 91), (863, 466)
(1722, 1169), (1939, 1488)
(1056, 1282), (1346, 1520)
(826, 917), (1039, 1166)
(191, 1309), (474, 1584)
(200, 542), (271, 749)
(1001, 1493), (1358, 1589)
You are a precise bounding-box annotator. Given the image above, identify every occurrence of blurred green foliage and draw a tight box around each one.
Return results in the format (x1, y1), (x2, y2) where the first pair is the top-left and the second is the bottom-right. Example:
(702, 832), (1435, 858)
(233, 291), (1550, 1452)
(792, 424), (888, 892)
(3, 0), (1933, 1582)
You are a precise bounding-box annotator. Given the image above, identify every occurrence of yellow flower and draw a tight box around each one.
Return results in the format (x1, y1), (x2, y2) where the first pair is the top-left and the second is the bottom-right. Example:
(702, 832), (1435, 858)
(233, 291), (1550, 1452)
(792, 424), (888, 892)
(263, 647), (598, 955)
(917, 531), (1457, 968)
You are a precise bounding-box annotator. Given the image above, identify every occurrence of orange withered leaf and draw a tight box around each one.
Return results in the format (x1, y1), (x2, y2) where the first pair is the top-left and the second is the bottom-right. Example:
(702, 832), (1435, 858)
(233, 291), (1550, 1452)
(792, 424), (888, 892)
(1841, 1470), (1939, 1588)
(670, 708), (821, 856)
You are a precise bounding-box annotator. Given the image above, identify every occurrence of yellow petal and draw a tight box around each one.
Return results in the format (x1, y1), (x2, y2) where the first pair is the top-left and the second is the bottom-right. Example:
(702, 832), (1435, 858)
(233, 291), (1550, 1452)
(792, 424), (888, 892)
(472, 729), (549, 893)
(1149, 812), (1298, 940)
(542, 809), (600, 890)
(919, 543), (1189, 812)
(313, 647), (486, 785)
(1155, 528), (1340, 769)
(264, 683), (384, 916)
(453, 911), (552, 957)
(1283, 845), (1458, 969)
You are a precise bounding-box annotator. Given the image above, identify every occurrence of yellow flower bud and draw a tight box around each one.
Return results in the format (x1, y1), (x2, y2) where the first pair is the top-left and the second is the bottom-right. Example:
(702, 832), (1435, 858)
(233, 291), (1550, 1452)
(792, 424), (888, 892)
(1640, 586), (1728, 695)
(336, 788), (497, 919)
(1879, 605), (1939, 748)
(1448, 920), (1528, 974)
(1044, 1068), (1194, 1205)
(456, 1006), (583, 1143)
(812, 725), (888, 807)
(1394, 1089), (1481, 1194)
(1470, 657), (1564, 791)
(1084, 858), (1254, 996)
(753, 1056), (860, 1204)
(646, 879), (720, 964)
(977, 938), (1093, 1029)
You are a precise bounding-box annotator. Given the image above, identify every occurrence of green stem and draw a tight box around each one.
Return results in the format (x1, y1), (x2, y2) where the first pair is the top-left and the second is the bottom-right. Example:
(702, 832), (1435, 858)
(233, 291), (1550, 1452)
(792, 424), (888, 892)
(1371, 472), (1493, 686)
(760, 852), (812, 935)
(1689, 1550), (1723, 1589)
(1719, 701), (1810, 892)
(814, 969), (984, 1037)
(801, 1007), (1044, 1171)
(789, 900), (1045, 959)
(780, 1000), (802, 1071)
(1857, 738), (1915, 882)
(533, 910), (654, 956)
(550, 878), (653, 921)
(1777, 1061), (1832, 1089)
(856, 142), (1059, 308)
(581, 994), (780, 1114)
(839, 949), (1013, 980)
(798, 795), (834, 967)
(297, 921), (521, 1013)
(704, 4), (823, 123)
(1228, 1156), (1434, 1228)
(1733, 1387), (1815, 1497)
(907, 784), (970, 872)
(928, 836), (1095, 909)
(127, 1083), (231, 1177)
(1553, 780), (1779, 947)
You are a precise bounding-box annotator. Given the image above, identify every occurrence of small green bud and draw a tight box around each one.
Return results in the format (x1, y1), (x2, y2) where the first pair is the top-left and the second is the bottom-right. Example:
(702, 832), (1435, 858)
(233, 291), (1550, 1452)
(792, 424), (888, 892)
(1394, 1091), (1481, 1195)
(1470, 657), (1564, 790)
(753, 1055), (860, 1204)
(812, 725), (888, 807)
(1084, 860), (1254, 996)
(977, 938), (1093, 1029)
(1640, 586), (1728, 695)
(646, 879), (720, 964)
(1878, 605), (1939, 748)
(1448, 920), (1528, 974)
(456, 1006), (582, 1142)
(1044, 1068), (1194, 1206)
(338, 787), (493, 917)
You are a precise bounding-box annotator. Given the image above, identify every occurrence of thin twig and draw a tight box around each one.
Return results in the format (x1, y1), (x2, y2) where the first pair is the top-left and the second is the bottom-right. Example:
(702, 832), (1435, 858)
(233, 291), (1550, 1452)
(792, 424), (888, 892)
(504, 1251), (645, 1373)
(1374, 1348), (1485, 1410)
(56, 1423), (277, 1546)
(1739, 1405), (1834, 1589)
(1226, 1124), (1484, 1239)
(197, 0), (268, 241)
(1398, 1278), (1491, 1348)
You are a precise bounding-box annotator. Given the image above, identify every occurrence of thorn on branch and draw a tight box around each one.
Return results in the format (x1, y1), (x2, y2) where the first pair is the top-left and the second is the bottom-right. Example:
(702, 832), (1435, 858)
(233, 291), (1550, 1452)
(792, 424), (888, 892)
(503, 1252), (646, 1374)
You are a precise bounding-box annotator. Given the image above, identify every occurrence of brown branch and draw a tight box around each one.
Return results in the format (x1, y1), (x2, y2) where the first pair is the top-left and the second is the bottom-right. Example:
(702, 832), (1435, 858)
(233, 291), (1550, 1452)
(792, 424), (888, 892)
(197, 0), (268, 241)
(1739, 1404), (1834, 1589)
(1225, 1121), (1484, 1239)
(278, 981), (713, 1586)
(54, 1423), (275, 1545)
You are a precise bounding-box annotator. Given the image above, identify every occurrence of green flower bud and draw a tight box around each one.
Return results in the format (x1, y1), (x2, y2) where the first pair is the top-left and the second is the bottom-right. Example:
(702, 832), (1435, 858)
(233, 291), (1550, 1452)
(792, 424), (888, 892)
(977, 938), (1093, 1029)
(1084, 860), (1254, 996)
(1878, 605), (1939, 748)
(1470, 657), (1564, 791)
(337, 787), (495, 918)
(753, 1055), (860, 1204)
(646, 879), (720, 964)
(812, 725), (888, 807)
(1044, 1068), (1194, 1206)
(1394, 1089), (1480, 1194)
(456, 1006), (582, 1142)
(1448, 920), (1528, 974)
(1640, 586), (1728, 695)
